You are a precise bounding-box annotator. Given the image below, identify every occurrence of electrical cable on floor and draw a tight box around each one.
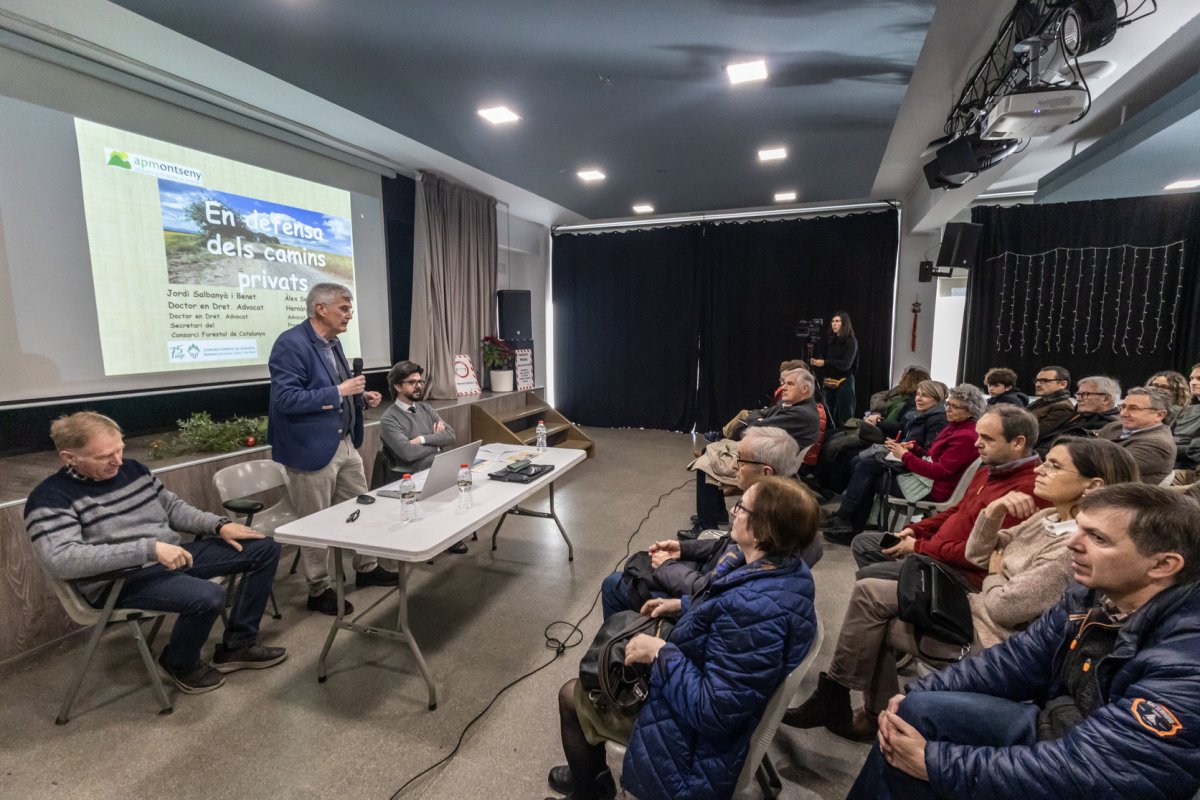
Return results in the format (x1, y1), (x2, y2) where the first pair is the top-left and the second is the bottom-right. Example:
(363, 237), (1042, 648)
(387, 477), (691, 799)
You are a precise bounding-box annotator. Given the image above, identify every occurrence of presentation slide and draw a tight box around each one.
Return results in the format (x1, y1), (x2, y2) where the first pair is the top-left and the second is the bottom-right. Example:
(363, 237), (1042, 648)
(74, 119), (362, 376)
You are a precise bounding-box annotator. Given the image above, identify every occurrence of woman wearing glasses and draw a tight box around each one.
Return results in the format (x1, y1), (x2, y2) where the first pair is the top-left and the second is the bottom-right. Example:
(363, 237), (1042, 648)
(1155, 364), (1200, 471)
(547, 478), (818, 800)
(787, 438), (1138, 742)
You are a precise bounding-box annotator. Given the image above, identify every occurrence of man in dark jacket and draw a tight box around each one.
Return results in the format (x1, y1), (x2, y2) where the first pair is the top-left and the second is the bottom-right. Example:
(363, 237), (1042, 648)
(1035, 375), (1120, 457)
(848, 484), (1200, 800)
(684, 368), (822, 534)
(1028, 365), (1076, 444)
(602, 426), (820, 617)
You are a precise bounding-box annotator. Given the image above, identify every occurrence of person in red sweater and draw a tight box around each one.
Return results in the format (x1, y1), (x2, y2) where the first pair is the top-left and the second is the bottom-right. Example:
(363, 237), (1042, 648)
(851, 404), (1048, 586)
(783, 405), (1047, 741)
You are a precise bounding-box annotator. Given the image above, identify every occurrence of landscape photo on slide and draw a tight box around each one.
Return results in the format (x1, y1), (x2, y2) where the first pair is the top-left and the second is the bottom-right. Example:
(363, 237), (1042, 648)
(159, 179), (355, 292)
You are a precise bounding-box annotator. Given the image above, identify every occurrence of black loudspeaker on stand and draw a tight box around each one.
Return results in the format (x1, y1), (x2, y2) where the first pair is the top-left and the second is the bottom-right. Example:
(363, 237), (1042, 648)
(498, 290), (532, 340)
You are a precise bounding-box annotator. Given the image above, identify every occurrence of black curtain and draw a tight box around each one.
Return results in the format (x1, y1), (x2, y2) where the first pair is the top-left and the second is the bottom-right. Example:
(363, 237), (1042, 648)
(696, 212), (898, 429)
(962, 194), (1200, 392)
(552, 210), (898, 430)
(552, 226), (703, 429)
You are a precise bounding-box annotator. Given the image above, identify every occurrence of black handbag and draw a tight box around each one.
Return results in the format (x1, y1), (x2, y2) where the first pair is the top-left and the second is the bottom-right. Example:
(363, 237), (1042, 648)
(896, 555), (974, 660)
(579, 610), (675, 713)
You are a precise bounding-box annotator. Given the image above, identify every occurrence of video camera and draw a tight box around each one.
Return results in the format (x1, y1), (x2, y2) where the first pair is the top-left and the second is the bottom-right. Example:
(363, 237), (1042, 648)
(794, 318), (824, 343)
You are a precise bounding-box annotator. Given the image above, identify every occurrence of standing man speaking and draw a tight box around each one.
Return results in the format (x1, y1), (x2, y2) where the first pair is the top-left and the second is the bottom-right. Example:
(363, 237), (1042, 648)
(268, 282), (398, 615)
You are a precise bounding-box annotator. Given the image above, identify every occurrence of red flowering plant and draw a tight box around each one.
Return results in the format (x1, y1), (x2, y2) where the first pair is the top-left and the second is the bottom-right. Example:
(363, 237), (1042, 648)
(480, 335), (514, 370)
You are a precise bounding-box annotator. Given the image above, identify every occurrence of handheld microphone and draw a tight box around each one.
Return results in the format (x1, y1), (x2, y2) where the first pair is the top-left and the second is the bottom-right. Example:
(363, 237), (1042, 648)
(351, 358), (365, 409)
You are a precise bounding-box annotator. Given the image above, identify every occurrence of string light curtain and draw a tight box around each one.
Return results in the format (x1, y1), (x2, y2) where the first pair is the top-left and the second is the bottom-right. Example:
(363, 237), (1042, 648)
(962, 194), (1200, 392)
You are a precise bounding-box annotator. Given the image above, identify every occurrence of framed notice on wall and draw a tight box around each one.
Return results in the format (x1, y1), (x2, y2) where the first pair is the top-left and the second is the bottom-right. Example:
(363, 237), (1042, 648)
(514, 348), (534, 391)
(453, 354), (481, 396)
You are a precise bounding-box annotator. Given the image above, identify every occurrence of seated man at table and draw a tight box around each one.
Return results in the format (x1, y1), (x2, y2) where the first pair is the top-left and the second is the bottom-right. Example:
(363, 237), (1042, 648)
(1096, 386), (1177, 486)
(602, 426), (819, 617)
(24, 412), (285, 694)
(379, 359), (469, 554)
(683, 367), (823, 536)
(847, 484), (1200, 800)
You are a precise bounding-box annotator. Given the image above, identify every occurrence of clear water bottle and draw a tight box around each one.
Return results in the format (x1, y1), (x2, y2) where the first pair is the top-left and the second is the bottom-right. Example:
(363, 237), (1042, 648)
(535, 420), (548, 453)
(456, 464), (473, 510)
(399, 473), (417, 523)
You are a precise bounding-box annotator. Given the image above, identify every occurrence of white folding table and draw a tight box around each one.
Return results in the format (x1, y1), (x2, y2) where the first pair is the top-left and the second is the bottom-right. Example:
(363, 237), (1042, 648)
(274, 444), (586, 709)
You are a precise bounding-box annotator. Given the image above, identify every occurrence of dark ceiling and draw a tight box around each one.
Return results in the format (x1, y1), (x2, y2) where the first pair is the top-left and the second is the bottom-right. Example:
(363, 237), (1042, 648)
(109, 0), (936, 219)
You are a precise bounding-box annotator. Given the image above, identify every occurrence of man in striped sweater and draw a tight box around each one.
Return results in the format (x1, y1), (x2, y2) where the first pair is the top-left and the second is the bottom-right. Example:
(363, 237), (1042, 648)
(24, 412), (286, 694)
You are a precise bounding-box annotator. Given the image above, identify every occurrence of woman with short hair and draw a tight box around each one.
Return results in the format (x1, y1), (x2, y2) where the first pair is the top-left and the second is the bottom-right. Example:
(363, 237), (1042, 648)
(547, 477), (818, 800)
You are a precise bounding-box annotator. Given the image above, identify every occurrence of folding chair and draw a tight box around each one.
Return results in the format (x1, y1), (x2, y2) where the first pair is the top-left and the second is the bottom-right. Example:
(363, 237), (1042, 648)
(605, 616), (825, 799)
(884, 458), (983, 532)
(42, 565), (171, 724)
(212, 460), (299, 618)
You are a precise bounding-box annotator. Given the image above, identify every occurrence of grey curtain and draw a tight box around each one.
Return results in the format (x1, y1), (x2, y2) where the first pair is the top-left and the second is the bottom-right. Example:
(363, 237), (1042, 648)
(410, 172), (498, 399)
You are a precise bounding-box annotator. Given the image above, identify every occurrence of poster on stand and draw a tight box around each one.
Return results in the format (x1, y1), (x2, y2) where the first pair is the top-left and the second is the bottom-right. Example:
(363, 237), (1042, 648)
(453, 354), (481, 396)
(515, 349), (534, 391)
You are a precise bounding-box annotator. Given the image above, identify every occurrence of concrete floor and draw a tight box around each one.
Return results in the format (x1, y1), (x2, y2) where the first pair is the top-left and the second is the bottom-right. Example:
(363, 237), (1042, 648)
(0, 427), (870, 800)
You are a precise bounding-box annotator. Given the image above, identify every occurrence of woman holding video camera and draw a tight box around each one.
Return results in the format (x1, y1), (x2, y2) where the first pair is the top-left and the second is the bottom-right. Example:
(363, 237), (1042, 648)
(811, 311), (859, 426)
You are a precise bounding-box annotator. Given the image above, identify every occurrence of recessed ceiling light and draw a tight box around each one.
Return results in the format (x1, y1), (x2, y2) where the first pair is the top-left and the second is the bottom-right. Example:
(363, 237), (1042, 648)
(774, 191), (797, 202)
(1164, 178), (1200, 191)
(726, 60), (768, 84)
(758, 147), (787, 162)
(577, 169), (606, 182)
(632, 204), (655, 214)
(478, 105), (521, 124)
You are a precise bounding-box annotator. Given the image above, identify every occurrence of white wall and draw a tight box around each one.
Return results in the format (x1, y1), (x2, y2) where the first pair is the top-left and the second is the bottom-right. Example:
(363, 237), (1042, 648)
(890, 230), (940, 384)
(497, 210), (550, 387)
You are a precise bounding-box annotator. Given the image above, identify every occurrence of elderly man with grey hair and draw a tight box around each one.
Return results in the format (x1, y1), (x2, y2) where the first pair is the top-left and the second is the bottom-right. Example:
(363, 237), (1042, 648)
(267, 282), (397, 615)
(1034, 375), (1121, 457)
(1096, 386), (1177, 485)
(603, 426), (821, 618)
(684, 367), (824, 536)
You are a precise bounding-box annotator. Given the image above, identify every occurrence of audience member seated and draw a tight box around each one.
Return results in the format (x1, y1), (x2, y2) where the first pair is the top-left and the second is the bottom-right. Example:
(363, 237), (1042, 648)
(814, 365), (932, 495)
(983, 367), (1028, 407)
(547, 478), (818, 800)
(1147, 369), (1191, 425)
(848, 404), (1047, 585)
(707, 359), (809, 442)
(684, 368), (822, 535)
(1096, 386), (1176, 486)
(24, 412), (286, 694)
(867, 365), (932, 429)
(1034, 374), (1120, 457)
(602, 427), (818, 618)
(821, 381), (960, 545)
(1027, 364), (1075, 444)
(784, 437), (1135, 742)
(847, 485), (1200, 800)
(1172, 362), (1200, 473)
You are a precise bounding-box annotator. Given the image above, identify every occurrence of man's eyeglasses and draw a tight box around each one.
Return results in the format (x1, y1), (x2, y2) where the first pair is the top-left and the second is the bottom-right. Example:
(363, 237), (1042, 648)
(1121, 404), (1154, 413)
(732, 499), (754, 517)
(400, 379), (426, 386)
(1034, 377), (1064, 384)
(736, 457), (767, 468)
(1076, 391), (1109, 399)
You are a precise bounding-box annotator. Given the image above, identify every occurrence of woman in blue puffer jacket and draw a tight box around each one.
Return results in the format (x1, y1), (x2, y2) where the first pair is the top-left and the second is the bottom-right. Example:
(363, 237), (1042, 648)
(547, 477), (818, 800)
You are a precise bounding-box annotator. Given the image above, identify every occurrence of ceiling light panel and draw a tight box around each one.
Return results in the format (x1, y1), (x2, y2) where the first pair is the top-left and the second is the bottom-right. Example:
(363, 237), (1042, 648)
(478, 106), (521, 124)
(1164, 179), (1200, 191)
(726, 60), (768, 84)
(577, 169), (606, 182)
(632, 204), (654, 214)
(774, 191), (797, 202)
(758, 147), (787, 162)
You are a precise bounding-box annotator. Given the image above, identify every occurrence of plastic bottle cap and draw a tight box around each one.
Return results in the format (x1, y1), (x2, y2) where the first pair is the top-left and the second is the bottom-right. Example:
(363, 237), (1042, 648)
(402, 474), (412, 478)
(538, 420), (544, 424)
(460, 464), (468, 468)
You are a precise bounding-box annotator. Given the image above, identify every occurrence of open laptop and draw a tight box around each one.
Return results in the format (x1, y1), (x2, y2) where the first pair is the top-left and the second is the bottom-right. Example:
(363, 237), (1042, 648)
(418, 440), (482, 499)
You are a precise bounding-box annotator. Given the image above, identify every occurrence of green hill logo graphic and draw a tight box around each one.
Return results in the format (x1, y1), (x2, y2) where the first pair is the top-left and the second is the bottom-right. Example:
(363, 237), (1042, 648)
(106, 150), (132, 169)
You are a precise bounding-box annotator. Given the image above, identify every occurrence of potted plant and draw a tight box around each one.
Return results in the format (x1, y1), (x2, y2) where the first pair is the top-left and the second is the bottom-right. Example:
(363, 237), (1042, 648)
(481, 335), (515, 392)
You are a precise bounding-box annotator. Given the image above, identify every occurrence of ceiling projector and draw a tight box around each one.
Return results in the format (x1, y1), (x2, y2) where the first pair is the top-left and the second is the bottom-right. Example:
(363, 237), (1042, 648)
(981, 86), (1089, 140)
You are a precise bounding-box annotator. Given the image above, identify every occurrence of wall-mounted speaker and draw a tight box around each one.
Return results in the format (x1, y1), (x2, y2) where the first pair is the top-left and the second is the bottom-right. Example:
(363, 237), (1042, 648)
(498, 290), (533, 340)
(935, 222), (983, 269)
